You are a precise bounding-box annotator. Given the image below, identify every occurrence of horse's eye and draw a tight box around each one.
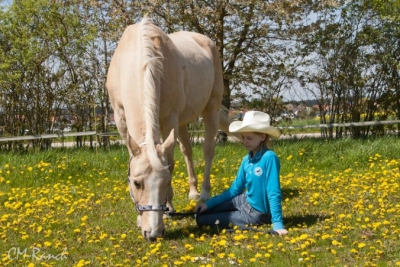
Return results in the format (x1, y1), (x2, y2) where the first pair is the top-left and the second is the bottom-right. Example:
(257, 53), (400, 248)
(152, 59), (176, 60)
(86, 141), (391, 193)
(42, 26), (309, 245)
(133, 180), (141, 189)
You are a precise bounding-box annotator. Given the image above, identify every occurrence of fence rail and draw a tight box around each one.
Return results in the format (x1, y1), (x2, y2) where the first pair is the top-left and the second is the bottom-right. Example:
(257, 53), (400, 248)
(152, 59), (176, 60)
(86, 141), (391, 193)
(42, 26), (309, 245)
(0, 131), (97, 142)
(277, 120), (400, 130)
(0, 120), (399, 144)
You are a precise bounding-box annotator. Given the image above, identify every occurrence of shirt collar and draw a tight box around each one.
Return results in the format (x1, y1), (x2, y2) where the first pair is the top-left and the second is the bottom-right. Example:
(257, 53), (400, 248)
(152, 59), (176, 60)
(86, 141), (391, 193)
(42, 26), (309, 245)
(249, 146), (268, 161)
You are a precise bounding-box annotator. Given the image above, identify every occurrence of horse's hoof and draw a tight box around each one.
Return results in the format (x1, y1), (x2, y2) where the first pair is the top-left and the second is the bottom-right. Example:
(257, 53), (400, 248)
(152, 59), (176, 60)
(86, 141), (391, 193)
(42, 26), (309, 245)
(200, 191), (210, 202)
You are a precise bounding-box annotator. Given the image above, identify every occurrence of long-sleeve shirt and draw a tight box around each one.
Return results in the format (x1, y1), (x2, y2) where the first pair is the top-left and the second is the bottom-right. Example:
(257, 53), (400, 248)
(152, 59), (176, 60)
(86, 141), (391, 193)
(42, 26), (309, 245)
(205, 147), (284, 230)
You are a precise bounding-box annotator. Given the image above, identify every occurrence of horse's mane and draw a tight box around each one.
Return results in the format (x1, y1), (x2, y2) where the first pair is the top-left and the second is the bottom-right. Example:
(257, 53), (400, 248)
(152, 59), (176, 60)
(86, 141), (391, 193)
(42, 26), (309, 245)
(140, 17), (167, 171)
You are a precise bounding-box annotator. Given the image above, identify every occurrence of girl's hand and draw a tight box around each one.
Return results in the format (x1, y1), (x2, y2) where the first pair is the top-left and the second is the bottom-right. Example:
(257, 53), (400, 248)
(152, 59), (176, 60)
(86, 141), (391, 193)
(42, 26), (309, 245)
(274, 229), (288, 236)
(195, 203), (208, 214)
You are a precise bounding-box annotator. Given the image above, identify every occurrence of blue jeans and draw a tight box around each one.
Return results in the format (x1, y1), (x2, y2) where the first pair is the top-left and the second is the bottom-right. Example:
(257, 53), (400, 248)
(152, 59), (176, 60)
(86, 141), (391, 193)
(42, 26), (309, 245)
(196, 194), (271, 228)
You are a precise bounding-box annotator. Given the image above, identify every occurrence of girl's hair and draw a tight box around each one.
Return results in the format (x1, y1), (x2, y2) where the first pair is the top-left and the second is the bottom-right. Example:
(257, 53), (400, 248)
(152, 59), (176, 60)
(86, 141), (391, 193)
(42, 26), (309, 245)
(255, 132), (272, 149)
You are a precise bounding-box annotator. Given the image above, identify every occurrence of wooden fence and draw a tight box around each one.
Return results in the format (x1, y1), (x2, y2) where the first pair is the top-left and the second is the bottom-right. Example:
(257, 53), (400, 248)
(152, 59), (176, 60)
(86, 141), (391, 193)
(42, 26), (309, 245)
(0, 131), (97, 142)
(277, 120), (400, 130)
(0, 120), (399, 149)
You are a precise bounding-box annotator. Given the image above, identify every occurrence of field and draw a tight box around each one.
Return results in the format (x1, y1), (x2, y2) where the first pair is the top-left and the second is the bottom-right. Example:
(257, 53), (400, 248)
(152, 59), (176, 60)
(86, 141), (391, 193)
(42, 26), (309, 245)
(0, 137), (399, 267)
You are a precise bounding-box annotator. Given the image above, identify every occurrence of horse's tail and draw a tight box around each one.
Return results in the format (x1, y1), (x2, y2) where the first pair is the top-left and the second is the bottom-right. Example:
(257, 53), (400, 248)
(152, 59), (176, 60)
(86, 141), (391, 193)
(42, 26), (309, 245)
(219, 106), (241, 141)
(140, 17), (166, 171)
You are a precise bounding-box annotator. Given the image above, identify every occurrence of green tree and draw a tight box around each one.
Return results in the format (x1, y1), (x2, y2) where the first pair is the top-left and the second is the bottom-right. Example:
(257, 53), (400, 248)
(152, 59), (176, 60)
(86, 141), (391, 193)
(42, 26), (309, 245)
(140, 0), (317, 109)
(0, 0), (95, 141)
(296, 0), (400, 138)
(366, 0), (400, 135)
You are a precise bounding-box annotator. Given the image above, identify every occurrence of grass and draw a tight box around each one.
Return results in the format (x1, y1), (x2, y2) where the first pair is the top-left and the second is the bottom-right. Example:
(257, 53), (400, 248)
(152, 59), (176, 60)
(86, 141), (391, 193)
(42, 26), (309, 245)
(0, 137), (399, 266)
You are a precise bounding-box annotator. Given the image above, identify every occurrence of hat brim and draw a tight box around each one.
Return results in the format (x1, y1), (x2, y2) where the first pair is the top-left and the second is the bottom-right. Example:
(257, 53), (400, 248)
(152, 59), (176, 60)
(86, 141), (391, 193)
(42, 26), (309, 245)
(229, 122), (281, 139)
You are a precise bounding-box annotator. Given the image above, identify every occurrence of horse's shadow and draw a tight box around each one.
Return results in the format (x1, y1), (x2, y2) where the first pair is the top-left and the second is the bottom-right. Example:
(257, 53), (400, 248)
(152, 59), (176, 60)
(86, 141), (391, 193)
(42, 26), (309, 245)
(282, 188), (300, 199)
(284, 213), (330, 229)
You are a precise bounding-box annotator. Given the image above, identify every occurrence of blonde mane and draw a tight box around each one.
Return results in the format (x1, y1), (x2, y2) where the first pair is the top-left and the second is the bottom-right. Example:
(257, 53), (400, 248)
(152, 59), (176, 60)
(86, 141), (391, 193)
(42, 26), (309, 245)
(139, 17), (167, 171)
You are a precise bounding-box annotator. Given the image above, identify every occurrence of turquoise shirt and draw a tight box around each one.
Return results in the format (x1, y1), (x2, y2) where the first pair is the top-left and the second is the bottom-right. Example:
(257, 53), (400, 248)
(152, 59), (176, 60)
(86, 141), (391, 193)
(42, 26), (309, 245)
(205, 147), (284, 230)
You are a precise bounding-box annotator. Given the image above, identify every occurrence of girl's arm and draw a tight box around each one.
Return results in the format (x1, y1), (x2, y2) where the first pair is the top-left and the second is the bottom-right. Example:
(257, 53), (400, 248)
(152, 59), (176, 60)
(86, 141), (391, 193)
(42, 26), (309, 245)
(204, 158), (247, 210)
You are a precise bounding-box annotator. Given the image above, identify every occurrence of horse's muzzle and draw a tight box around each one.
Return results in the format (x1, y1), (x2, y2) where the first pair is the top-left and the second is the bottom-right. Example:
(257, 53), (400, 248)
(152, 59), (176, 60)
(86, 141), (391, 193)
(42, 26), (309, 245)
(143, 228), (165, 241)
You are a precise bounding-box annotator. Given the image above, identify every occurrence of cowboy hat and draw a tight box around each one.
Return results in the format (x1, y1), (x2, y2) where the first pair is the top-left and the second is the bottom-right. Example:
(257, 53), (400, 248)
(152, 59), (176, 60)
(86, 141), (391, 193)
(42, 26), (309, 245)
(229, 111), (281, 139)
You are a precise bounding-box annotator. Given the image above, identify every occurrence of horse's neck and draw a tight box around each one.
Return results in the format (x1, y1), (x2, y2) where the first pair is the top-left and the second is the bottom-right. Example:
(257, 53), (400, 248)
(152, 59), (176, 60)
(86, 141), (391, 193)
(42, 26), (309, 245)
(129, 117), (161, 146)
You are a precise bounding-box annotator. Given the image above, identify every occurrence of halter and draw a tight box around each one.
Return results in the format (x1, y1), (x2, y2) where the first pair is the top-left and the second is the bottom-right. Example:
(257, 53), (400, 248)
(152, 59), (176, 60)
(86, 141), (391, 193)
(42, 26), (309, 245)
(127, 146), (169, 213)
(127, 174), (169, 212)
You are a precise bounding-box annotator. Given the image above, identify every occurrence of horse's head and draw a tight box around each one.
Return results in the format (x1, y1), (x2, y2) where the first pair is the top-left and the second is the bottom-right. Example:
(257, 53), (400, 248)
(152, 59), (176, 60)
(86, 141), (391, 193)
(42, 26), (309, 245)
(128, 131), (175, 241)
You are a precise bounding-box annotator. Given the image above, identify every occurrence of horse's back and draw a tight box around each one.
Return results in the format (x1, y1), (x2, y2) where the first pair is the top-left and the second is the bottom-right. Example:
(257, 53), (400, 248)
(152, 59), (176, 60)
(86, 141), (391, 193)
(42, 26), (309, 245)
(107, 19), (224, 131)
(166, 31), (224, 124)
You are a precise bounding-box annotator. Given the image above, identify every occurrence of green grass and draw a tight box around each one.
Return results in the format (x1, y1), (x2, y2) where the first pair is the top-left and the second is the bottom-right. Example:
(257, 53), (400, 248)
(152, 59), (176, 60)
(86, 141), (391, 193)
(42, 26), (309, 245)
(0, 137), (400, 266)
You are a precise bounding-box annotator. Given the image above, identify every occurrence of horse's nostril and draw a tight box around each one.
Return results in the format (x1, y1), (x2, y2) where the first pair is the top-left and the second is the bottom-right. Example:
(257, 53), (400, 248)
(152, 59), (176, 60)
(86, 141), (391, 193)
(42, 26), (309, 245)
(143, 231), (157, 241)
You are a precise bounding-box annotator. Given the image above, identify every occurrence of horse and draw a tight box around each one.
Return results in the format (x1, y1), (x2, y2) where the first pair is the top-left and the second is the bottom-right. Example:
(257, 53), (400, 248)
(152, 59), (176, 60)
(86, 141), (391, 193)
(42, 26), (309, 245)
(106, 17), (235, 241)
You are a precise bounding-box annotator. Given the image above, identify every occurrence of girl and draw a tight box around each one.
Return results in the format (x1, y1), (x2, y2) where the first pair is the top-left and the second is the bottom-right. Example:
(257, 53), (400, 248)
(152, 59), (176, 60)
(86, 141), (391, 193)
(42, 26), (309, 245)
(195, 111), (288, 235)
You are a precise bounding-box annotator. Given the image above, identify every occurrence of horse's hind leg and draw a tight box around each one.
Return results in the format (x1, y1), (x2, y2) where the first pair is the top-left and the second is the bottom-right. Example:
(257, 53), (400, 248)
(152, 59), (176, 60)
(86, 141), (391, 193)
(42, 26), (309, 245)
(178, 124), (200, 200)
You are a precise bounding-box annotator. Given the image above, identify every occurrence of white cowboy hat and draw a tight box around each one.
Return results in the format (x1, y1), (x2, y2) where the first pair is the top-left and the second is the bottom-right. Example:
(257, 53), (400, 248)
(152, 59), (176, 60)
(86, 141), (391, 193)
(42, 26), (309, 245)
(229, 111), (281, 139)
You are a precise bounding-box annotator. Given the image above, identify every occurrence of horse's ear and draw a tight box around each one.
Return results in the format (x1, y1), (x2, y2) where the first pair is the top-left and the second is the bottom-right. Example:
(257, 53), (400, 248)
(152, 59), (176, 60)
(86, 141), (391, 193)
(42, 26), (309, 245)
(162, 129), (175, 154)
(128, 135), (140, 156)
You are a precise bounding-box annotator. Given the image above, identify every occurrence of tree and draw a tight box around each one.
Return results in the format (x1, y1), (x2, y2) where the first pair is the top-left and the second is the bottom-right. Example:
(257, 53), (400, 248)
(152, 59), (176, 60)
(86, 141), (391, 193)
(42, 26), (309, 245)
(366, 0), (400, 136)
(140, 0), (317, 109)
(296, 0), (400, 138)
(0, 0), (95, 142)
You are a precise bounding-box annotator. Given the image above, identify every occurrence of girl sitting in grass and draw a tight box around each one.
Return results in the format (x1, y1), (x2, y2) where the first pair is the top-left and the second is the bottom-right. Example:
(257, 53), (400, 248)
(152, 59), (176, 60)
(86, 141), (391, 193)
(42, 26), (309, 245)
(195, 111), (288, 236)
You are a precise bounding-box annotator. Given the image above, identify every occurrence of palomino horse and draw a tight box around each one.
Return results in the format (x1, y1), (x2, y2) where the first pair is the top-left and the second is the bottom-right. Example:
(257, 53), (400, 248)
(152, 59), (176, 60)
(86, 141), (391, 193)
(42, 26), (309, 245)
(106, 17), (233, 241)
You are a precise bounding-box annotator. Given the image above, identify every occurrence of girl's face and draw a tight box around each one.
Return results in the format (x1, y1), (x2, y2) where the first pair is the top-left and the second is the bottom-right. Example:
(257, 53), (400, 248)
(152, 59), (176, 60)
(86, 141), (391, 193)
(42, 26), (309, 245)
(240, 132), (266, 153)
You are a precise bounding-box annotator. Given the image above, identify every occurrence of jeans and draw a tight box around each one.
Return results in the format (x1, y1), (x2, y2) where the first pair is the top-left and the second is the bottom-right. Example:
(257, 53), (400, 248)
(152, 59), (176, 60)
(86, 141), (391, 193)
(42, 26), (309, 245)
(196, 194), (271, 228)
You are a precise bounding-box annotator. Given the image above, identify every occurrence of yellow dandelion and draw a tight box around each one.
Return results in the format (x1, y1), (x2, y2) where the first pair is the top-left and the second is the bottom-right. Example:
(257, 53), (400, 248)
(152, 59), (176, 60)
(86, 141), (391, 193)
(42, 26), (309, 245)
(358, 242), (366, 248)
(218, 239), (227, 246)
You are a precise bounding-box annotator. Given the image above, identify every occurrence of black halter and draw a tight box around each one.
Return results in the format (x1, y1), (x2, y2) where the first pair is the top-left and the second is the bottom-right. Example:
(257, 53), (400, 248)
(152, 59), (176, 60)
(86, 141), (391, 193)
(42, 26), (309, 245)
(127, 156), (169, 212)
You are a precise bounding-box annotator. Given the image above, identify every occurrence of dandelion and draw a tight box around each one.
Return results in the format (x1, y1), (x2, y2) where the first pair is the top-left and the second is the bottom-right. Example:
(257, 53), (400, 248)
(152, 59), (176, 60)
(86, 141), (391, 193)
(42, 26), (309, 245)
(358, 243), (366, 248)
(184, 244), (194, 250)
(217, 253), (225, 258)
(218, 239), (227, 246)
(332, 240), (342, 246)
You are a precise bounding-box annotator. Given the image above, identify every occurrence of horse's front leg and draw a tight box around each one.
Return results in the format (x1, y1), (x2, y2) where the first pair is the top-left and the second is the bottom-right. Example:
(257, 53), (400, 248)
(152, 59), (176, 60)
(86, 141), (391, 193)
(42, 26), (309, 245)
(178, 124), (200, 200)
(201, 104), (220, 201)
